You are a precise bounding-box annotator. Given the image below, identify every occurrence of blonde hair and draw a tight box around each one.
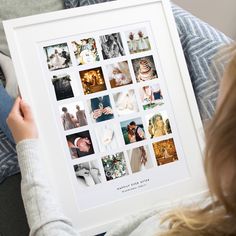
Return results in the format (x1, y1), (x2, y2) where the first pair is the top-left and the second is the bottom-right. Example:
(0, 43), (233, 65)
(159, 46), (236, 236)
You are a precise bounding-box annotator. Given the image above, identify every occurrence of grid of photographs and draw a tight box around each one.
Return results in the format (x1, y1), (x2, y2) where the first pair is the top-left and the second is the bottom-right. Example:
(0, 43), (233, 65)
(42, 24), (179, 189)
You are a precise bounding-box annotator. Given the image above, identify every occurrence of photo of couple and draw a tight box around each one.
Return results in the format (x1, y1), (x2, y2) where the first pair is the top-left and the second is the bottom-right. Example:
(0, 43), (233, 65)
(106, 61), (132, 88)
(59, 101), (87, 131)
(88, 95), (114, 123)
(152, 138), (178, 166)
(128, 146), (153, 173)
(100, 33), (125, 60)
(120, 118), (146, 145)
(113, 89), (139, 116)
(44, 43), (71, 71)
(102, 152), (128, 181)
(66, 131), (94, 159)
(132, 56), (158, 82)
(126, 28), (151, 54)
(79, 67), (107, 95)
(146, 111), (172, 138)
(72, 38), (100, 65)
(74, 160), (102, 188)
(139, 83), (164, 110)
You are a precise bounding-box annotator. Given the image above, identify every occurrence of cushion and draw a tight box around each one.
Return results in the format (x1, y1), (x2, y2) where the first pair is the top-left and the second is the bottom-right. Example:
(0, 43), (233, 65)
(0, 129), (18, 183)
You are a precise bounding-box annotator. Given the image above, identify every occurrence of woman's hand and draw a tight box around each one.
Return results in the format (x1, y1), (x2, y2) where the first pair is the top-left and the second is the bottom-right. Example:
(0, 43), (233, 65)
(7, 97), (38, 144)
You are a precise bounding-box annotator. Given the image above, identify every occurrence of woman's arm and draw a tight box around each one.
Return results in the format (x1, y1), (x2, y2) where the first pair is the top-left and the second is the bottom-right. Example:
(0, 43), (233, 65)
(7, 98), (78, 236)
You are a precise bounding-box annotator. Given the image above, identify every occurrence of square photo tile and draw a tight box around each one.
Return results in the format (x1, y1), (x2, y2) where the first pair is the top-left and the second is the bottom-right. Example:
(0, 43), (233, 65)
(120, 117), (146, 145)
(152, 138), (178, 166)
(106, 61), (132, 88)
(95, 123), (122, 152)
(66, 130), (94, 159)
(132, 55), (158, 82)
(102, 152), (128, 181)
(113, 89), (139, 116)
(127, 146), (153, 173)
(59, 101), (88, 131)
(71, 38), (100, 65)
(51, 74), (74, 101)
(146, 111), (172, 138)
(87, 95), (114, 123)
(43, 43), (72, 71)
(79, 67), (107, 95)
(74, 159), (102, 188)
(125, 28), (151, 54)
(100, 33), (125, 59)
(139, 83), (164, 110)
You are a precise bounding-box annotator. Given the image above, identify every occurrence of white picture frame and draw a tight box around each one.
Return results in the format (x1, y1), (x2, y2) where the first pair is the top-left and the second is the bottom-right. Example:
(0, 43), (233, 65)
(3, 0), (207, 235)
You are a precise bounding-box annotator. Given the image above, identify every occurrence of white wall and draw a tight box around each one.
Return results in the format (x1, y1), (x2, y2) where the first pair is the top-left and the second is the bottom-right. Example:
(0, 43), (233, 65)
(173, 0), (236, 40)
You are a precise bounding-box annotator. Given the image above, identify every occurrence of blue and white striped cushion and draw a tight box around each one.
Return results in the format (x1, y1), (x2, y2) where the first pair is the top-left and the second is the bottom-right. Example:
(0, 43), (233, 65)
(172, 4), (232, 121)
(0, 130), (19, 183)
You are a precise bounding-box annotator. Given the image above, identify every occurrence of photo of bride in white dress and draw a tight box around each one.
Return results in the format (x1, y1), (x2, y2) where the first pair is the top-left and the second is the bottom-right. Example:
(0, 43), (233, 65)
(44, 43), (72, 71)
(106, 61), (132, 88)
(127, 146), (153, 173)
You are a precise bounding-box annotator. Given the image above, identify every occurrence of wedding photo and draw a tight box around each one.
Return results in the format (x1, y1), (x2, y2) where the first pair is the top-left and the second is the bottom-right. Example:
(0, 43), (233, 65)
(152, 138), (178, 166)
(43, 43), (72, 71)
(127, 146), (153, 173)
(87, 95), (114, 123)
(139, 83), (164, 110)
(100, 33), (125, 59)
(131, 55), (158, 82)
(74, 160), (102, 188)
(66, 130), (94, 159)
(79, 67), (107, 95)
(51, 74), (74, 101)
(101, 152), (128, 181)
(125, 28), (151, 54)
(95, 123), (121, 152)
(59, 101), (88, 131)
(113, 89), (139, 116)
(71, 38), (100, 65)
(120, 118), (146, 145)
(146, 111), (172, 138)
(105, 61), (132, 88)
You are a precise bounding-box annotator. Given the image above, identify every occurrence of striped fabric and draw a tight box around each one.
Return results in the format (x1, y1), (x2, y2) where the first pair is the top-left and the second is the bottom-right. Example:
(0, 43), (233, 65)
(0, 0), (232, 183)
(0, 129), (19, 183)
(64, 0), (114, 8)
(172, 5), (232, 121)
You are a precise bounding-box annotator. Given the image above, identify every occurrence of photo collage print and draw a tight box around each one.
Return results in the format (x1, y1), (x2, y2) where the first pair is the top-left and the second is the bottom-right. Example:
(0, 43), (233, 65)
(43, 25), (179, 189)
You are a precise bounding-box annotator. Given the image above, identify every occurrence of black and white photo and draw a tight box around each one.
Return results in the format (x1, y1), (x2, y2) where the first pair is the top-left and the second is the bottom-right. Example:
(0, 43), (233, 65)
(100, 33), (125, 59)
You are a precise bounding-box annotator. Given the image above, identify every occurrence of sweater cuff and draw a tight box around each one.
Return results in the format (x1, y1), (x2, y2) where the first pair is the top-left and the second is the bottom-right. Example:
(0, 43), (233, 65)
(16, 139), (39, 153)
(16, 139), (41, 179)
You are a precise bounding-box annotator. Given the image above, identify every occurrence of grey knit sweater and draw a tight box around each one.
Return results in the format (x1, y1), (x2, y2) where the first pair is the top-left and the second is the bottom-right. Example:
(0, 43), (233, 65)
(17, 139), (170, 236)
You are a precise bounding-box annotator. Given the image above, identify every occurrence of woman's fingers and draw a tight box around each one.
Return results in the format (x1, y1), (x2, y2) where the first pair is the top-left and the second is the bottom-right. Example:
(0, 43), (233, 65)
(20, 100), (33, 121)
(7, 97), (23, 123)
(10, 96), (21, 116)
